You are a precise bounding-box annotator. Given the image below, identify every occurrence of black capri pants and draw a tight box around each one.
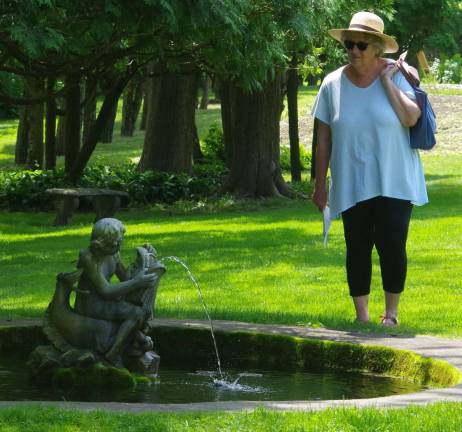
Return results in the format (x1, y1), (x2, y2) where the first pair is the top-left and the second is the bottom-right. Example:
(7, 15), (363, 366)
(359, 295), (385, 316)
(341, 196), (413, 297)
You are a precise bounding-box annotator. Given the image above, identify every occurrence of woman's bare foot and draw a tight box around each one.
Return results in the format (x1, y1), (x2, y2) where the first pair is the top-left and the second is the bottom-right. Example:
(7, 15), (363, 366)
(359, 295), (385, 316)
(352, 295), (369, 323)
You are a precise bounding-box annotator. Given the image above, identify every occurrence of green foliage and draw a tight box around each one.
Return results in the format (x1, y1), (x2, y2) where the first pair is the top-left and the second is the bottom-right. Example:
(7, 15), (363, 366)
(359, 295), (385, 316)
(293, 0), (394, 78)
(428, 55), (462, 84)
(0, 165), (227, 211)
(202, 123), (225, 162)
(0, 72), (22, 119)
(385, 0), (458, 58)
(0, 169), (69, 210)
(298, 48), (325, 82)
(279, 145), (312, 171)
(421, 0), (462, 58)
(202, 0), (320, 90)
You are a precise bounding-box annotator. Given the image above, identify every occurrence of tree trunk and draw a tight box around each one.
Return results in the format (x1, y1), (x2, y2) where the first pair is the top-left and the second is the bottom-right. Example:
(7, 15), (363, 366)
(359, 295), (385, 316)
(138, 69), (198, 174)
(121, 76), (143, 136)
(15, 106), (30, 165)
(82, 76), (97, 145)
(199, 74), (210, 110)
(25, 77), (45, 169)
(139, 81), (149, 131)
(287, 59), (301, 182)
(99, 102), (118, 143)
(56, 100), (65, 156)
(140, 67), (160, 136)
(211, 77), (221, 103)
(192, 122), (203, 163)
(64, 74), (81, 174)
(221, 72), (292, 197)
(218, 80), (236, 167)
(45, 77), (57, 170)
(67, 71), (133, 183)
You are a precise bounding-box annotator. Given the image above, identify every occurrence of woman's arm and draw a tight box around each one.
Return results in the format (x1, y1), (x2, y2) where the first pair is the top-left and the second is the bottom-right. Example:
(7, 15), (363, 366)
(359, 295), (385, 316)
(380, 63), (421, 127)
(312, 120), (332, 211)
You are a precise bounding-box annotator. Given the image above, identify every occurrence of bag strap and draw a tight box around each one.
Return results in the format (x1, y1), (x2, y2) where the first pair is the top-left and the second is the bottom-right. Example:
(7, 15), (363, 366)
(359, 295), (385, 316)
(396, 58), (421, 88)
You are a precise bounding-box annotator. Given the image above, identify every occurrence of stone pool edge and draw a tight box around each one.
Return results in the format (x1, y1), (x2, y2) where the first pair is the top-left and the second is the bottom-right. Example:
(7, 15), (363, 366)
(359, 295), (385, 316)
(1, 318), (462, 412)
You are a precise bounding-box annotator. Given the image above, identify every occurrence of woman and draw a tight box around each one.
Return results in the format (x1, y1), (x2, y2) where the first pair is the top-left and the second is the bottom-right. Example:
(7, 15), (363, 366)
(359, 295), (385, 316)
(312, 11), (428, 326)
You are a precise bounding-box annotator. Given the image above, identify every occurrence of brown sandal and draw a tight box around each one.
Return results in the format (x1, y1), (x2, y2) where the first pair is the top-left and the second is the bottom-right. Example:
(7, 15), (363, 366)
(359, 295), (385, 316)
(380, 315), (399, 327)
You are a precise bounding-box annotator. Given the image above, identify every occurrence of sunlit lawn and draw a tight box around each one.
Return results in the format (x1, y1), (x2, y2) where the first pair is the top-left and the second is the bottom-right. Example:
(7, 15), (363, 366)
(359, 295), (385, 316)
(3, 403), (462, 432)
(0, 151), (461, 337)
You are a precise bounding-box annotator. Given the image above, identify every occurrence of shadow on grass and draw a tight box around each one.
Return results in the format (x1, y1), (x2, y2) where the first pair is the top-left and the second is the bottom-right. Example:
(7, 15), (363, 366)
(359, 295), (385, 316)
(0, 144), (17, 169)
(0, 224), (343, 270)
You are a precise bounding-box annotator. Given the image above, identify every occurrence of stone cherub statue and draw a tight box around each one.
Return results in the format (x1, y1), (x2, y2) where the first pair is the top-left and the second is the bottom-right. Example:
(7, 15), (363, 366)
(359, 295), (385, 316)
(33, 218), (166, 374)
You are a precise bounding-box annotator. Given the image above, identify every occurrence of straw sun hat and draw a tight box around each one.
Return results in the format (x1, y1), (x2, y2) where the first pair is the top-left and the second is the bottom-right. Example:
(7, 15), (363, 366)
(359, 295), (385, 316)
(328, 11), (399, 54)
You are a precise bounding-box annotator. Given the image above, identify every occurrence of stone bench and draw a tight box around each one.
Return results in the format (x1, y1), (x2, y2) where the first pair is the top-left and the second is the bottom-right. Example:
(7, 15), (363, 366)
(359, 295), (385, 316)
(46, 188), (129, 226)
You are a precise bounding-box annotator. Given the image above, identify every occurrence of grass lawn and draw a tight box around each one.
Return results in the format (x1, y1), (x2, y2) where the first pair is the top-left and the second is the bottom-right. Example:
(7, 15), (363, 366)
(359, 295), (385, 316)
(1, 86), (462, 428)
(2, 404), (462, 431)
(1, 152), (461, 337)
(280, 86), (319, 120)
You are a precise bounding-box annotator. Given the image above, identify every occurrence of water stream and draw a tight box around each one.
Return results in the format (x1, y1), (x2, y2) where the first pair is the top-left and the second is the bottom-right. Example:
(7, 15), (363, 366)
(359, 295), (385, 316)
(160, 256), (224, 380)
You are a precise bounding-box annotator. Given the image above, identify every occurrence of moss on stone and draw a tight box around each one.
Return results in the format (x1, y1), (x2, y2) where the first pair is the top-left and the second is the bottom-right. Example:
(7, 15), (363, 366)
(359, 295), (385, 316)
(52, 367), (78, 389)
(1, 323), (460, 390)
(151, 327), (462, 387)
(135, 374), (153, 384)
(51, 363), (136, 391)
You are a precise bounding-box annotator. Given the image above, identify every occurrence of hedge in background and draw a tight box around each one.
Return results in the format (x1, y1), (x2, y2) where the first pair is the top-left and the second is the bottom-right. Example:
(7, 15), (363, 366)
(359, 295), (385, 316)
(0, 163), (227, 211)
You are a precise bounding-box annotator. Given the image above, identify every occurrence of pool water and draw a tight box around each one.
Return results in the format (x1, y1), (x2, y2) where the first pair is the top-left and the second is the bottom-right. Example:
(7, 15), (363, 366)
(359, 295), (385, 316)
(0, 357), (424, 403)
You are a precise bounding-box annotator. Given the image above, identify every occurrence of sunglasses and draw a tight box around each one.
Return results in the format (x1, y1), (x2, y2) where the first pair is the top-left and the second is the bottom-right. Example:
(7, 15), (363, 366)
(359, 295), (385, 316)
(344, 40), (369, 51)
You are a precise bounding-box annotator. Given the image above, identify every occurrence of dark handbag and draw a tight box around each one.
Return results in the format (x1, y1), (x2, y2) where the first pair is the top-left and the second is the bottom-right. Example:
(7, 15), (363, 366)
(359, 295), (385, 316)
(396, 60), (437, 150)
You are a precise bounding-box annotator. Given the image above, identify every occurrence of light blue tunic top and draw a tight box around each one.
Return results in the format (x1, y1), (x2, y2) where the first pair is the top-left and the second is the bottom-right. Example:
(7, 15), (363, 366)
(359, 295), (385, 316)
(312, 65), (428, 219)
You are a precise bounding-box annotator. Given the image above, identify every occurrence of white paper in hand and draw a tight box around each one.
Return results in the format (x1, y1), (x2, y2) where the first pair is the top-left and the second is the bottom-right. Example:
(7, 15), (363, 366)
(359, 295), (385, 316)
(323, 205), (331, 248)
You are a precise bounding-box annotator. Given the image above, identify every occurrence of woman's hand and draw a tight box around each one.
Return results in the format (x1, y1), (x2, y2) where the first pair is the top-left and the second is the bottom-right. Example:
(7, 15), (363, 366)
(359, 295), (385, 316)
(380, 60), (397, 81)
(312, 183), (328, 212)
(379, 59), (421, 127)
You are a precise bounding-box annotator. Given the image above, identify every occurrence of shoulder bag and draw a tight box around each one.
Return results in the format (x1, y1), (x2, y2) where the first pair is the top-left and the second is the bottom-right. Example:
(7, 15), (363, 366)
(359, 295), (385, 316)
(396, 59), (437, 150)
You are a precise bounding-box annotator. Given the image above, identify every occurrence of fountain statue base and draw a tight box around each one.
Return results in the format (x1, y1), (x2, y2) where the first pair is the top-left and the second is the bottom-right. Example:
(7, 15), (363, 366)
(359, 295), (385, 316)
(124, 350), (161, 374)
(27, 218), (166, 389)
(28, 344), (158, 391)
